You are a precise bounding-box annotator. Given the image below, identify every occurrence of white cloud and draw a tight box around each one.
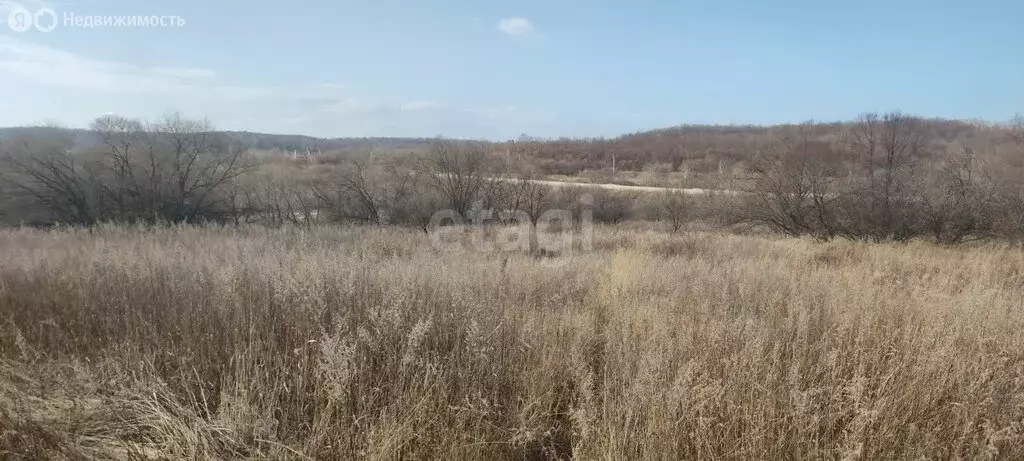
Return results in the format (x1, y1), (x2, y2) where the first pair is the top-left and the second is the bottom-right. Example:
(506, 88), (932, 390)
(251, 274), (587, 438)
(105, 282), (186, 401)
(0, 36), (568, 138)
(0, 36), (262, 96)
(497, 17), (535, 36)
(400, 100), (442, 111)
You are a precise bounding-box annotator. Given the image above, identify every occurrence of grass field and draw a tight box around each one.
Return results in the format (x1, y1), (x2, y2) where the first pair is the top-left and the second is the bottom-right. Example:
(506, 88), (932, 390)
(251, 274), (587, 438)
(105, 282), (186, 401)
(2, 225), (1023, 460)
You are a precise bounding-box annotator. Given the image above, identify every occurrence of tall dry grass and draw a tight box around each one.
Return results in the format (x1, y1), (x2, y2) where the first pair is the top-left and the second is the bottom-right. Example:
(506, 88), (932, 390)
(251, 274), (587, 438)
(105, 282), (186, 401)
(1, 224), (1023, 460)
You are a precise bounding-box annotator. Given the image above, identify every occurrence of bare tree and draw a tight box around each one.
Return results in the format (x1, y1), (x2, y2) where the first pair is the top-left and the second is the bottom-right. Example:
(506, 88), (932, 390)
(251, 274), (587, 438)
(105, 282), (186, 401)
(842, 111), (927, 241)
(658, 190), (690, 233)
(0, 131), (100, 225)
(478, 176), (508, 221)
(149, 113), (249, 222)
(1, 114), (249, 225)
(743, 123), (839, 239)
(517, 175), (551, 225)
(239, 172), (319, 227)
(397, 178), (446, 232)
(92, 114), (146, 219)
(85, 113), (249, 223)
(746, 114), (1022, 243)
(590, 189), (634, 224)
(1011, 114), (1024, 144)
(488, 174), (550, 225)
(421, 141), (490, 219)
(314, 160), (384, 225)
(996, 115), (1024, 239)
(919, 147), (998, 243)
(314, 159), (416, 226)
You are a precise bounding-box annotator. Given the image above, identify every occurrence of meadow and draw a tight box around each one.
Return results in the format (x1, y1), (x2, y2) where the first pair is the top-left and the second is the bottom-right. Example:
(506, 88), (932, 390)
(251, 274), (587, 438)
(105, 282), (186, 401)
(2, 224), (1024, 460)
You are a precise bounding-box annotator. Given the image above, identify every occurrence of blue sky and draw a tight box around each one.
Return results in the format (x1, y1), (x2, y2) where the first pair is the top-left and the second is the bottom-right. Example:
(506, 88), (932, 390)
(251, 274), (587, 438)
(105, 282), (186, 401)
(1, 0), (1022, 139)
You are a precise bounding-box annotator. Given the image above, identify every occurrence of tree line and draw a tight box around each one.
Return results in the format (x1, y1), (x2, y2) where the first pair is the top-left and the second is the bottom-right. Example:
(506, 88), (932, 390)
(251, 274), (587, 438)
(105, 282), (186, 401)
(0, 115), (246, 226)
(2, 112), (1022, 244)
(742, 112), (1024, 243)
(0, 114), (645, 229)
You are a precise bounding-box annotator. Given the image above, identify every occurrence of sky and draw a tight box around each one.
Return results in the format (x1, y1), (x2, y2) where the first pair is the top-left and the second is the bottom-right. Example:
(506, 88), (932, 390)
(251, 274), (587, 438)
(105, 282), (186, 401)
(0, 0), (1022, 139)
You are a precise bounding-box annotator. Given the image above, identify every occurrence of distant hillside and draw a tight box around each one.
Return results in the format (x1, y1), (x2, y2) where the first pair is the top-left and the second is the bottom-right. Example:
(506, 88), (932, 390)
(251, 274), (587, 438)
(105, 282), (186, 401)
(223, 131), (436, 153)
(0, 127), (101, 149)
(3, 118), (1018, 176)
(0, 127), (437, 154)
(515, 118), (1020, 176)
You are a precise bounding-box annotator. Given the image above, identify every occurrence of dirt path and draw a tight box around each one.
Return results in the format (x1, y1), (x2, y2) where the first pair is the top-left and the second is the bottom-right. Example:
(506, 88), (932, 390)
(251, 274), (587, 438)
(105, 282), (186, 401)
(509, 177), (744, 196)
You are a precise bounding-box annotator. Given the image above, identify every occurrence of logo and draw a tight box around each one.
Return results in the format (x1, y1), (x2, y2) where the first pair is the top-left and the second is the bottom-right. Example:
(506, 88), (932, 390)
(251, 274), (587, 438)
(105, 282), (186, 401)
(34, 7), (56, 32)
(3, 2), (185, 32)
(4, 2), (56, 32)
(6, 3), (32, 32)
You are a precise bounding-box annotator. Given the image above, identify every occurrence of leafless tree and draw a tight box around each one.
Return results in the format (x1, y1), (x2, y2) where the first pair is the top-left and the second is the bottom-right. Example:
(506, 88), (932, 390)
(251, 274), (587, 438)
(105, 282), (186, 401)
(86, 113), (250, 223)
(658, 190), (690, 233)
(517, 176), (551, 225)
(477, 176), (508, 220)
(0, 131), (100, 225)
(745, 113), (1013, 243)
(743, 123), (839, 239)
(92, 114), (146, 219)
(148, 113), (249, 222)
(2, 114), (249, 225)
(238, 173), (319, 227)
(487, 174), (550, 225)
(397, 178), (446, 232)
(842, 111), (927, 241)
(995, 115), (1024, 239)
(314, 159), (416, 226)
(421, 141), (491, 219)
(314, 160), (384, 225)
(590, 189), (634, 224)
(1011, 114), (1024, 144)
(919, 147), (998, 243)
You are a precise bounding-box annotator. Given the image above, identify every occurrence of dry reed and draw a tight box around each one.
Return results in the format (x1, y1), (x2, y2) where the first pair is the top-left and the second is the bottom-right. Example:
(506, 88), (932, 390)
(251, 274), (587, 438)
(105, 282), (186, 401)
(1, 224), (1023, 460)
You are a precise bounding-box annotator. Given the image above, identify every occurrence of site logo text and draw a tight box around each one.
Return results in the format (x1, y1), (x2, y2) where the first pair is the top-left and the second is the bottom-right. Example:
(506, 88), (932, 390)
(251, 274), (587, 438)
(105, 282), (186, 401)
(4, 2), (185, 32)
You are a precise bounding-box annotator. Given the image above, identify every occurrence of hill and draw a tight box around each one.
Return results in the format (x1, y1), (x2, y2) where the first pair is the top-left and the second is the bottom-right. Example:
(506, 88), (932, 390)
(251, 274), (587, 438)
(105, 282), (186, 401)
(518, 118), (1017, 174)
(3, 117), (1020, 183)
(0, 127), (436, 154)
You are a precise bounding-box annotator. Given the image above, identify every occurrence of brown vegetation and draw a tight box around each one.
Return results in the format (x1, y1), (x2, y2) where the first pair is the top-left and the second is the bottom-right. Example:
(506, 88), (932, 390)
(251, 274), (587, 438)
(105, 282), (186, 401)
(741, 113), (1024, 242)
(3, 225), (1024, 459)
(0, 114), (249, 226)
(3, 113), (1022, 244)
(3, 112), (1024, 460)
(506, 117), (1022, 186)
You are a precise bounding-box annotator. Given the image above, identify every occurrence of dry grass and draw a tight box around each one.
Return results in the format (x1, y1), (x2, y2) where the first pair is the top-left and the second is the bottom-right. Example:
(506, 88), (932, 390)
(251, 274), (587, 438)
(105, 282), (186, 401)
(1, 224), (1023, 460)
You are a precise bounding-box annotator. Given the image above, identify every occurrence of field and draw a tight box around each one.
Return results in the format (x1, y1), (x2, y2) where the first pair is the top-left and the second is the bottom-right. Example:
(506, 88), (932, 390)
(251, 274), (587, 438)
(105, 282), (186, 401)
(2, 225), (1024, 460)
